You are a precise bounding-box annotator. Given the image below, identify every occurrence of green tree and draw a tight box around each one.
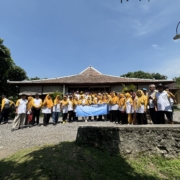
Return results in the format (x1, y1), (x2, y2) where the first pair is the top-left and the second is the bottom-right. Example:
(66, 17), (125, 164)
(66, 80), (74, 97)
(0, 38), (27, 96)
(122, 84), (137, 93)
(26, 76), (40, 80)
(121, 71), (167, 80)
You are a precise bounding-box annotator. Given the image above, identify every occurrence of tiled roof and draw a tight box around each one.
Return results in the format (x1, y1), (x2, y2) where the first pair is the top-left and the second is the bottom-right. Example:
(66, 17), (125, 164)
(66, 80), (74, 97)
(167, 83), (180, 89)
(8, 66), (174, 84)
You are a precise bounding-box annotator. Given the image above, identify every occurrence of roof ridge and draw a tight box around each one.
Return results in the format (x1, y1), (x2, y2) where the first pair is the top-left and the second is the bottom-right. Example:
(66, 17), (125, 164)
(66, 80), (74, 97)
(79, 66), (102, 75)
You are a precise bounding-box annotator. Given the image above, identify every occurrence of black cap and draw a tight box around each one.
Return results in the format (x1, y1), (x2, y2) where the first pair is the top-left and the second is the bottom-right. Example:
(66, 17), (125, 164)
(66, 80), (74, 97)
(35, 93), (39, 96)
(157, 83), (164, 87)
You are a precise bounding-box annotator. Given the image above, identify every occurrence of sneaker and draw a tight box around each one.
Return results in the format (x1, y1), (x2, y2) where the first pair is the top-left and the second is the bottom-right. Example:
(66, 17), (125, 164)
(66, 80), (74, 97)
(63, 121), (66, 124)
(85, 120), (87, 122)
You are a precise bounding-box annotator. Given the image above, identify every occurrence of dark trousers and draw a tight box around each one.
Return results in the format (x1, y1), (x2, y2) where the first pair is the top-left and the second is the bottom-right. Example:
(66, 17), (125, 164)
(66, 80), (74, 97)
(118, 111), (127, 124)
(73, 112), (78, 121)
(43, 113), (51, 126)
(52, 112), (59, 123)
(136, 113), (147, 125)
(110, 110), (118, 122)
(157, 111), (172, 124)
(32, 108), (40, 125)
(149, 108), (157, 124)
(0, 109), (10, 123)
(103, 114), (108, 121)
(68, 111), (74, 121)
(98, 115), (102, 120)
(62, 113), (68, 121)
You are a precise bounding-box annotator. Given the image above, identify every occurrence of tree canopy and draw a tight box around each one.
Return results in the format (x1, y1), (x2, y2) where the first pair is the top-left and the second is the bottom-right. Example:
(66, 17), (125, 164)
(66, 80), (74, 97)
(120, 71), (167, 80)
(0, 38), (27, 96)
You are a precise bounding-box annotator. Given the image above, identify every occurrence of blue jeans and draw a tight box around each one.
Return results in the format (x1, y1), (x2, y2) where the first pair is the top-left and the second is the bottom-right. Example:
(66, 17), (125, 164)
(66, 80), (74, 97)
(52, 112), (59, 123)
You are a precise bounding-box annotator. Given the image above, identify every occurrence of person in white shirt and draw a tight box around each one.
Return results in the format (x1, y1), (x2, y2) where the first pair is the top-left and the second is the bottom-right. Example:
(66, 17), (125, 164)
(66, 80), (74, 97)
(148, 84), (158, 124)
(0, 95), (14, 124)
(11, 94), (28, 131)
(155, 83), (172, 124)
(68, 96), (74, 121)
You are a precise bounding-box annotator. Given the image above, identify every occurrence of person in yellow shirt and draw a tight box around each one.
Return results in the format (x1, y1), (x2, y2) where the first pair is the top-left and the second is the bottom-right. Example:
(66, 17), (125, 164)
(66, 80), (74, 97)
(135, 90), (147, 124)
(61, 96), (69, 124)
(124, 93), (134, 125)
(109, 92), (119, 123)
(52, 95), (61, 125)
(73, 95), (79, 121)
(118, 93), (126, 124)
(25, 96), (34, 125)
(31, 93), (42, 126)
(78, 95), (89, 122)
(0, 95), (14, 124)
(42, 94), (53, 126)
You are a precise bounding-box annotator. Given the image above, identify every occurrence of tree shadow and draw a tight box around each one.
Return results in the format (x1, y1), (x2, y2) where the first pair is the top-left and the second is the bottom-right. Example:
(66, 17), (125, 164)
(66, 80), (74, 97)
(0, 141), (162, 180)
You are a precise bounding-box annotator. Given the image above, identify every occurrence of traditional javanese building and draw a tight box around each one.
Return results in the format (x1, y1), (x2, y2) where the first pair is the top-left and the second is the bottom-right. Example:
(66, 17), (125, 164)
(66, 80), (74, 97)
(8, 66), (174, 96)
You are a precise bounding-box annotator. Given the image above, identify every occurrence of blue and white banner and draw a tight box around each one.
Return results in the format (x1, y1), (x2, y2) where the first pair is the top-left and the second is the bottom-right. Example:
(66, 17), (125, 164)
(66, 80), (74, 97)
(76, 104), (108, 117)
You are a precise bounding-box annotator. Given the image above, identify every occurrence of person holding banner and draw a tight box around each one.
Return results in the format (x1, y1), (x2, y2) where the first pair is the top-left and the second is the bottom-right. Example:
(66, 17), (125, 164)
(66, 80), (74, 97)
(92, 94), (98, 121)
(73, 96), (79, 121)
(78, 95), (89, 122)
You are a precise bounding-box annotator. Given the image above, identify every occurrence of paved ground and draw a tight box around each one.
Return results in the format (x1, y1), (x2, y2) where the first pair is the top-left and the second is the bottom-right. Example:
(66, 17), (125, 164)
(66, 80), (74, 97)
(0, 110), (180, 159)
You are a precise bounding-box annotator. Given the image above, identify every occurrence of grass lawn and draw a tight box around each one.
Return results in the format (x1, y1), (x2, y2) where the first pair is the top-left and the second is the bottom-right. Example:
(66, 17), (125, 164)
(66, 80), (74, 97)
(0, 142), (180, 180)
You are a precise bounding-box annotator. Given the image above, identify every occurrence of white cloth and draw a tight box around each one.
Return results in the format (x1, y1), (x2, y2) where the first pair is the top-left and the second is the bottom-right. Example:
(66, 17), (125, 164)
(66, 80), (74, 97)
(111, 104), (119, 110)
(125, 99), (134, 114)
(16, 99), (28, 114)
(148, 90), (157, 108)
(4, 98), (10, 104)
(68, 101), (73, 111)
(155, 91), (172, 112)
(53, 104), (61, 112)
(136, 105), (145, 113)
(62, 106), (68, 113)
(42, 107), (51, 114)
(33, 98), (42, 107)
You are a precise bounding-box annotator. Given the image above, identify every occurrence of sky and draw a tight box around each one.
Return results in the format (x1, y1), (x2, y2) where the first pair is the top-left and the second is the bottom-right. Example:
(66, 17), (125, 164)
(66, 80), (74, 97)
(1, 0), (180, 80)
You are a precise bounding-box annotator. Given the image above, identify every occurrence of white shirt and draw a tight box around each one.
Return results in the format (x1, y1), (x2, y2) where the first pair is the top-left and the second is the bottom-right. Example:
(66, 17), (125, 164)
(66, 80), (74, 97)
(155, 91), (172, 112)
(33, 98), (42, 107)
(148, 90), (157, 108)
(68, 100), (73, 111)
(125, 99), (134, 114)
(136, 105), (145, 113)
(16, 99), (28, 114)
(53, 104), (61, 112)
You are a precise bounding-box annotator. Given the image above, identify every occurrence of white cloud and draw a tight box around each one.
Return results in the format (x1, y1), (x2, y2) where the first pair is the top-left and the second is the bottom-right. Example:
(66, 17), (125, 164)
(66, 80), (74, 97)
(151, 44), (163, 50)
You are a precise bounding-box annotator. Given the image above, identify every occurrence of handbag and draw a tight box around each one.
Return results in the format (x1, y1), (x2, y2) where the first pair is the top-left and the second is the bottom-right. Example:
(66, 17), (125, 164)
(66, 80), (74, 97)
(28, 114), (33, 122)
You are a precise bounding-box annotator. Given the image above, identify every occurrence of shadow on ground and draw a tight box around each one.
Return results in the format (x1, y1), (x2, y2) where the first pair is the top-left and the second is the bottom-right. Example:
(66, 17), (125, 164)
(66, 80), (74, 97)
(0, 141), (162, 180)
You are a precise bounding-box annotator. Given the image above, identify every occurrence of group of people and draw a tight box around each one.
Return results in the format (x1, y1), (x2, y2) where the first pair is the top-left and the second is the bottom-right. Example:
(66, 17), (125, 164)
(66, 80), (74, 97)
(0, 83), (177, 131)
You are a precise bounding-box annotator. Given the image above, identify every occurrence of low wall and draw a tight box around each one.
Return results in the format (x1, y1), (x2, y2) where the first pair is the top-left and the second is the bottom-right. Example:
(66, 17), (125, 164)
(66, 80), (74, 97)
(76, 125), (180, 158)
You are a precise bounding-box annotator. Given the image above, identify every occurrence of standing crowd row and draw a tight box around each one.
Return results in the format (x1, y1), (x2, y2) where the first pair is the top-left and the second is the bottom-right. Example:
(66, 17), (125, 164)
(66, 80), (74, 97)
(0, 83), (177, 132)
